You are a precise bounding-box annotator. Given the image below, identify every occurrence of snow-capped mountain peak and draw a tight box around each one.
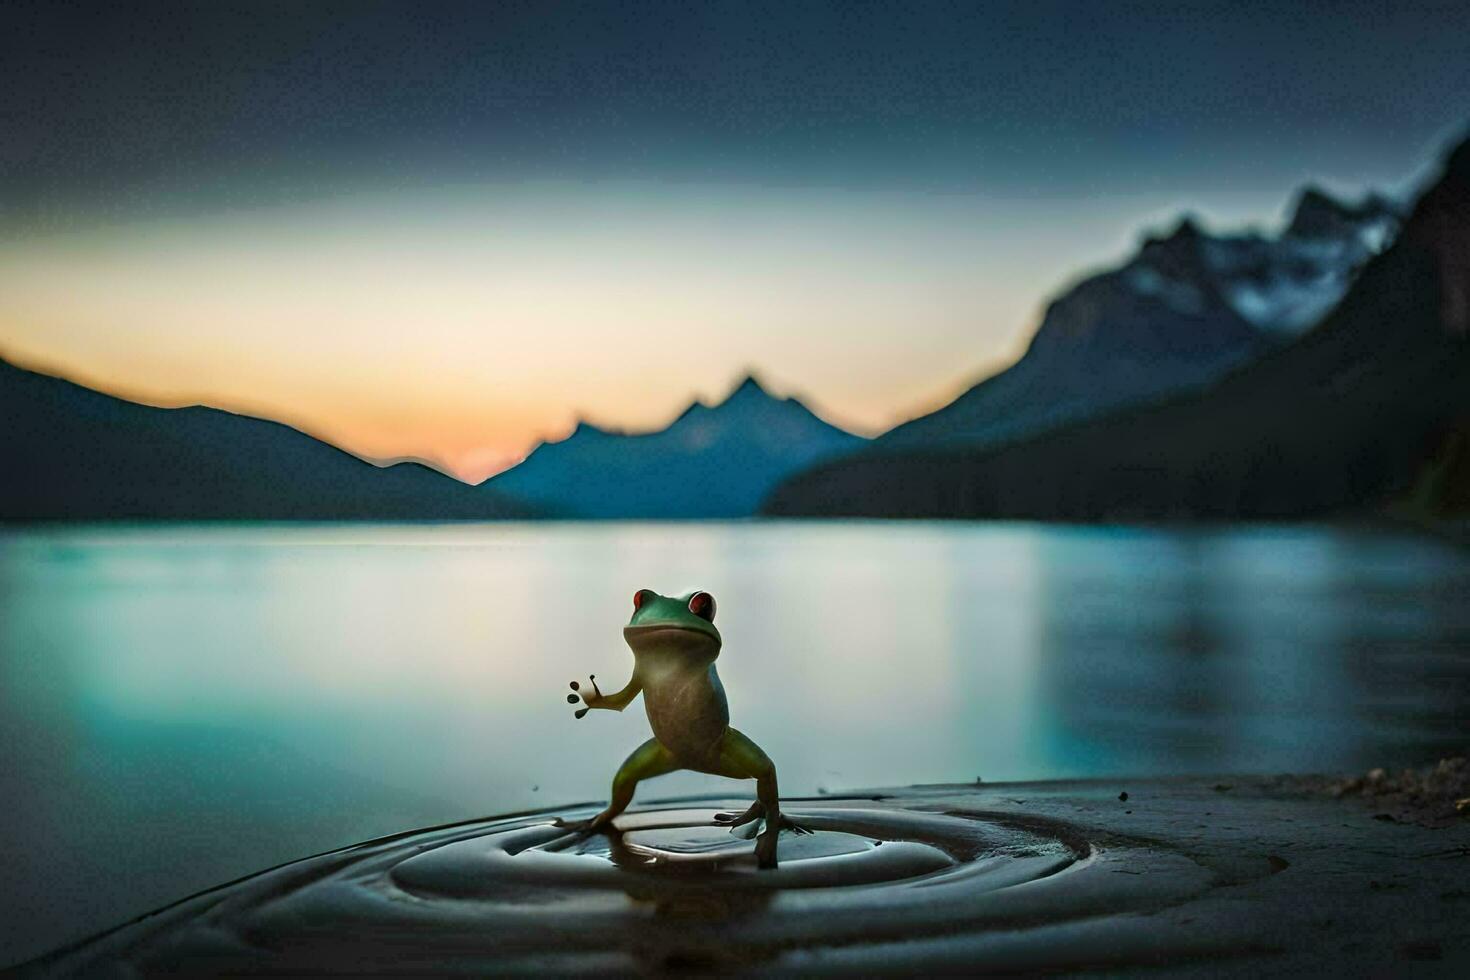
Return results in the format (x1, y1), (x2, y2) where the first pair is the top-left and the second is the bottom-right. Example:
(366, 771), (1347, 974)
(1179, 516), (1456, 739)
(1207, 187), (1400, 333)
(876, 181), (1402, 452)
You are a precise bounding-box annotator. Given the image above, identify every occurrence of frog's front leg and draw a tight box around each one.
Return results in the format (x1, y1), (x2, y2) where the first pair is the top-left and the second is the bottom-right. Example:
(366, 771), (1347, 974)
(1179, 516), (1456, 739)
(557, 737), (679, 834)
(566, 672), (642, 719)
(712, 728), (810, 869)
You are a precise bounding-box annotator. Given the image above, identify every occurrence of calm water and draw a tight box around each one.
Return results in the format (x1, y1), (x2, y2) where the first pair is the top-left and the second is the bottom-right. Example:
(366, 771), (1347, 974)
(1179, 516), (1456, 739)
(1, 521), (1467, 964)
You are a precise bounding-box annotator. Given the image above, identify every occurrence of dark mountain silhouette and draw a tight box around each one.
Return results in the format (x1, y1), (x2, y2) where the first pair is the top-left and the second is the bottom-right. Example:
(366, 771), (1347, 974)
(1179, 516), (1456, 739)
(764, 135), (1470, 520)
(487, 375), (862, 518)
(1394, 423), (1470, 520)
(0, 357), (531, 520)
(879, 187), (1399, 455)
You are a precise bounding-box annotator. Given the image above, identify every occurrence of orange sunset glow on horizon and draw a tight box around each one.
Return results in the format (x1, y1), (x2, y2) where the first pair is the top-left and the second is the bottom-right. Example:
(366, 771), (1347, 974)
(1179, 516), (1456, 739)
(0, 179), (1344, 482)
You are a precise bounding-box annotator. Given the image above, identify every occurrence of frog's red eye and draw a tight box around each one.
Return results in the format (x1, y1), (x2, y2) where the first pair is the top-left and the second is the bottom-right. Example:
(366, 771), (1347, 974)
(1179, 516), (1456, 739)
(688, 591), (716, 622)
(633, 589), (654, 611)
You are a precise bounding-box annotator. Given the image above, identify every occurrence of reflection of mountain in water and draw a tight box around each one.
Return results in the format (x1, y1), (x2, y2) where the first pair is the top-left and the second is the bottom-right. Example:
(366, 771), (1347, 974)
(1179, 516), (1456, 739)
(1024, 528), (1470, 775)
(1029, 532), (1234, 774)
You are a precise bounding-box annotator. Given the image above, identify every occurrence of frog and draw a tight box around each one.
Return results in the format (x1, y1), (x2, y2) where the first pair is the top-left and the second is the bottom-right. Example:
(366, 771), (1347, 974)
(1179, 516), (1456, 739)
(561, 588), (809, 868)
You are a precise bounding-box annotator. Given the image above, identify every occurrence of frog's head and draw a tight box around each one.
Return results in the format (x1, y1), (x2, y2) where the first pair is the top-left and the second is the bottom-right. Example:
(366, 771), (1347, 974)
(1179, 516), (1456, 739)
(623, 588), (721, 658)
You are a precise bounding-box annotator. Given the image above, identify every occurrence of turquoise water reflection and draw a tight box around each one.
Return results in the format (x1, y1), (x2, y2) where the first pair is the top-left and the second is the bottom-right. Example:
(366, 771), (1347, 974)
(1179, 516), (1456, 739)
(1, 521), (1467, 963)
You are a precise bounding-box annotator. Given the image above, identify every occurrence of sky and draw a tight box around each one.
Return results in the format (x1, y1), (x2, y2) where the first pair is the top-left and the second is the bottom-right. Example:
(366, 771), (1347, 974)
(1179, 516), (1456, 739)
(1, 1), (1466, 481)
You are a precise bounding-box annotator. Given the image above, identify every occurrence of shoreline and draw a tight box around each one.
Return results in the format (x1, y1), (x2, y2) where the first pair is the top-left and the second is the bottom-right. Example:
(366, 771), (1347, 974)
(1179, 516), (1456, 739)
(24, 767), (1470, 976)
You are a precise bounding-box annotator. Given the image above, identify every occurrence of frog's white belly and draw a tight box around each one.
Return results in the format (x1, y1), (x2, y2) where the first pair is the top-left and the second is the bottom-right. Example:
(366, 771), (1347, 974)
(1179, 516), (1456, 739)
(642, 665), (729, 767)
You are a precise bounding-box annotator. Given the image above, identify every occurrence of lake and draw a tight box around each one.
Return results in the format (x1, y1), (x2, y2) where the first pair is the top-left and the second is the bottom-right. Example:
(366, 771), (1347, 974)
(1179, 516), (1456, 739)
(1, 521), (1467, 965)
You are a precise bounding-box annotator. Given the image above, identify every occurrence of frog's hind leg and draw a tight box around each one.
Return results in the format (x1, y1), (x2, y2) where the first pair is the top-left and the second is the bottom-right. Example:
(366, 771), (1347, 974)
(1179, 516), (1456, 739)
(559, 737), (679, 834)
(711, 728), (810, 869)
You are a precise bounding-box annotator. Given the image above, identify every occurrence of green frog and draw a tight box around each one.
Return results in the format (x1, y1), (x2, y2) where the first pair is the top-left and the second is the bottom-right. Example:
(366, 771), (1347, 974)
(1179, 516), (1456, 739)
(563, 588), (809, 868)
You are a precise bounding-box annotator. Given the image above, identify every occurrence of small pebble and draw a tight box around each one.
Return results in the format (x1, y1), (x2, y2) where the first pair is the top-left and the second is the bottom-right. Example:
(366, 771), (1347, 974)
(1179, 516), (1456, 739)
(1118, 791), (1128, 802)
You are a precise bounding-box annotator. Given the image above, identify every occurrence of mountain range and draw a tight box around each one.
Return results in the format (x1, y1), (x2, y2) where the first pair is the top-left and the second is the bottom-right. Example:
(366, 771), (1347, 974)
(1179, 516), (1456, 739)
(0, 358), (529, 520)
(4, 139), (1461, 523)
(764, 135), (1470, 520)
(485, 375), (862, 518)
(879, 185), (1399, 454)
(483, 185), (1396, 519)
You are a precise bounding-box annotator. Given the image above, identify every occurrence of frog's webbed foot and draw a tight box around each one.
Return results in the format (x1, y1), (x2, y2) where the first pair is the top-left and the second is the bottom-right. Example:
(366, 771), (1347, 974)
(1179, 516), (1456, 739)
(545, 813), (626, 854)
(565, 675), (604, 719)
(552, 812), (616, 838)
(551, 815), (596, 837)
(713, 801), (763, 829)
(714, 803), (813, 836)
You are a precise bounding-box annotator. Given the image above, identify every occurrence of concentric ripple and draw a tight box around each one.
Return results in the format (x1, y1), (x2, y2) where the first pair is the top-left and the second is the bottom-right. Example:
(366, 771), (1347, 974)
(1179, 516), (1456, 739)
(31, 795), (1225, 975)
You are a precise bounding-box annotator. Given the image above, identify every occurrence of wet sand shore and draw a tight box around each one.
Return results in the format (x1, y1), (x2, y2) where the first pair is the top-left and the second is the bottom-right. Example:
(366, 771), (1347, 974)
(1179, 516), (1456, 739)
(22, 769), (1470, 976)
